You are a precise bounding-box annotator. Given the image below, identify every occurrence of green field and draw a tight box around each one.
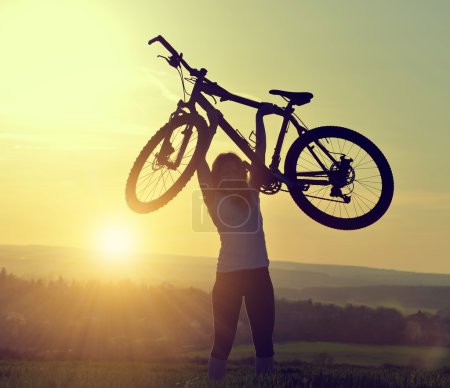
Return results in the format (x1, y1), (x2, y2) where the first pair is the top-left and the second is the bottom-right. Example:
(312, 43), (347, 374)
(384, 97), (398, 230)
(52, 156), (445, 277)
(1, 342), (450, 387)
(185, 341), (450, 369)
(0, 360), (449, 387)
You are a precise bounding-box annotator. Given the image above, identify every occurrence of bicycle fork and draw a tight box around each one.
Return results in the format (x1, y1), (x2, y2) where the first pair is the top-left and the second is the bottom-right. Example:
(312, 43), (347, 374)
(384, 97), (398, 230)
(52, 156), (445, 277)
(157, 104), (196, 170)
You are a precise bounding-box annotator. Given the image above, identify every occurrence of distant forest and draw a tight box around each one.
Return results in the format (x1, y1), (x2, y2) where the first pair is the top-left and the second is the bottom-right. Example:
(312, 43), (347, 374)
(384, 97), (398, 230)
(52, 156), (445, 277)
(1, 268), (450, 360)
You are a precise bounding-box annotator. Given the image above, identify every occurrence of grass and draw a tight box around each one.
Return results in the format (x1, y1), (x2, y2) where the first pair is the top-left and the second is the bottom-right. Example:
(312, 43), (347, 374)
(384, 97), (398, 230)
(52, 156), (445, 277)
(0, 360), (450, 388)
(0, 361), (200, 388)
(1, 341), (449, 387)
(185, 341), (450, 369)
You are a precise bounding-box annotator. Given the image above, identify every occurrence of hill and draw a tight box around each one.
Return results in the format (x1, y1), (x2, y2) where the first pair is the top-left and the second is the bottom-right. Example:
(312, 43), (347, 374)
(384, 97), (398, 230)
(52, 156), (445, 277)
(2, 244), (450, 312)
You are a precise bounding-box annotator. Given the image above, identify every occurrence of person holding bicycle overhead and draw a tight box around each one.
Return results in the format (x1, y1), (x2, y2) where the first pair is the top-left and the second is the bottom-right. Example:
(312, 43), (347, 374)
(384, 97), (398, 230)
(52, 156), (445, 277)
(128, 36), (393, 232)
(197, 108), (275, 381)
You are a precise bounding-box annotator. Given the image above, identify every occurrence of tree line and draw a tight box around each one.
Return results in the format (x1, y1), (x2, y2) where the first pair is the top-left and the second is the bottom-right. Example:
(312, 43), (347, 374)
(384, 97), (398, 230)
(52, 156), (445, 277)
(1, 268), (450, 360)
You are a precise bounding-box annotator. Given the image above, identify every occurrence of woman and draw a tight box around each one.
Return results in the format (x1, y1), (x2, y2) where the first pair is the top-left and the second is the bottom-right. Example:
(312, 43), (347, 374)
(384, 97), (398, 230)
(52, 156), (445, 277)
(196, 110), (275, 380)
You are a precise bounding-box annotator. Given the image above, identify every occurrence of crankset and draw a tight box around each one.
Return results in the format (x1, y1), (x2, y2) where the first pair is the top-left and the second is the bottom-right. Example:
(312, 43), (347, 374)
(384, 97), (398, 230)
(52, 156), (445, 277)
(260, 180), (282, 195)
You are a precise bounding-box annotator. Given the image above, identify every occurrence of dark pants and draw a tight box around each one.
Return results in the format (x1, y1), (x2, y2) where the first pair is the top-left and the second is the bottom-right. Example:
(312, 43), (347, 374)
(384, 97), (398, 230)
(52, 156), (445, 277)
(211, 266), (275, 360)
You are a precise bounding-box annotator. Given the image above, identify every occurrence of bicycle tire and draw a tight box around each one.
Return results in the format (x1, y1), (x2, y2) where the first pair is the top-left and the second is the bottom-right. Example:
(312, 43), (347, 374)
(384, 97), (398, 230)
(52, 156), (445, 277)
(126, 113), (209, 213)
(285, 126), (394, 230)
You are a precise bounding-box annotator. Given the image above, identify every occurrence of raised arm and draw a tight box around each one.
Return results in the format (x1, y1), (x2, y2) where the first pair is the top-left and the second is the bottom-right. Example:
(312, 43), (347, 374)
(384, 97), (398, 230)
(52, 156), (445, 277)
(255, 108), (267, 164)
(197, 158), (215, 207)
(248, 104), (269, 191)
(197, 159), (213, 188)
(196, 123), (217, 203)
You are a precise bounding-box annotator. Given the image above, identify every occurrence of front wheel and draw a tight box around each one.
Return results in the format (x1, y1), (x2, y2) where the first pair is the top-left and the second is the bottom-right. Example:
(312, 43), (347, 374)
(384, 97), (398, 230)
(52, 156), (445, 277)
(126, 113), (209, 213)
(284, 126), (394, 230)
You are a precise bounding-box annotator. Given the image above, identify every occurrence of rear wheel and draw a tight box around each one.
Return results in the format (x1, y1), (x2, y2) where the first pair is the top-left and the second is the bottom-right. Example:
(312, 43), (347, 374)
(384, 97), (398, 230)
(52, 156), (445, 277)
(285, 126), (394, 230)
(126, 113), (208, 213)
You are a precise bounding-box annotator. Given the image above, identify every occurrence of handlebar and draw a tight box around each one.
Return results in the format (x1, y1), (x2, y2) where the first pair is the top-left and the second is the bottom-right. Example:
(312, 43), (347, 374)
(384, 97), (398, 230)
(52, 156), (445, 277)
(148, 35), (178, 57)
(148, 35), (205, 77)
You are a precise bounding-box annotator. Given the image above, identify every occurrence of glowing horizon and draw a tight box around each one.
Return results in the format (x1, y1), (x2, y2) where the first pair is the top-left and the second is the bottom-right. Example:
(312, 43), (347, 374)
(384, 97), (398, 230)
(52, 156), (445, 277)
(1, 1), (449, 274)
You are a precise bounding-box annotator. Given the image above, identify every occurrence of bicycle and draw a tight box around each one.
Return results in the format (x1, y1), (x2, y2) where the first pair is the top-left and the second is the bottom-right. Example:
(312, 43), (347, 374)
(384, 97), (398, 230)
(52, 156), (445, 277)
(125, 35), (394, 230)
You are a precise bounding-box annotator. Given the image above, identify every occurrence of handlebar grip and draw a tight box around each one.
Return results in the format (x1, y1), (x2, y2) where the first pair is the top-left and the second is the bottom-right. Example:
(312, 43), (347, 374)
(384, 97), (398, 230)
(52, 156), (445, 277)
(148, 35), (178, 57)
(148, 35), (162, 46)
(147, 35), (196, 75)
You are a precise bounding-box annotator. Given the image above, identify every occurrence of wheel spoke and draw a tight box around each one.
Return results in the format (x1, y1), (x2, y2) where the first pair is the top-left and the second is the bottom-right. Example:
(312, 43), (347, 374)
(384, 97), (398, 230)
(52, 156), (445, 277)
(357, 174), (381, 181)
(343, 202), (350, 219)
(144, 169), (164, 202)
(298, 155), (320, 170)
(354, 155), (373, 169)
(355, 180), (381, 193)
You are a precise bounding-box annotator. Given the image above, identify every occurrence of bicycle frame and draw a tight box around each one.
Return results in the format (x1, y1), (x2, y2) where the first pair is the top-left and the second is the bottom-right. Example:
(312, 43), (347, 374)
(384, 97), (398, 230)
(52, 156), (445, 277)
(175, 74), (311, 188)
(150, 35), (341, 190)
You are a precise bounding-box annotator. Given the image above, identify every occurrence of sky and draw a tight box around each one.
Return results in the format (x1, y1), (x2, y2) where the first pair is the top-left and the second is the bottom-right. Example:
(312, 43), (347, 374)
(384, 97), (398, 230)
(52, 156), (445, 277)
(1, 0), (449, 274)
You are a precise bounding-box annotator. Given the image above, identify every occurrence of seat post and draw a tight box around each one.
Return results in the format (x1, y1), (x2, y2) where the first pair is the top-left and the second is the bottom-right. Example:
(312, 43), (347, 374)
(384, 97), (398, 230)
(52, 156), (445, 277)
(269, 102), (294, 171)
(285, 100), (294, 112)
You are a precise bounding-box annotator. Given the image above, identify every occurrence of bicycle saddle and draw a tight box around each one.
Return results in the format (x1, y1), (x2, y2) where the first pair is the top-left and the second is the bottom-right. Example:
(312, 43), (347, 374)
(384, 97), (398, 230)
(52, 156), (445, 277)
(269, 90), (313, 106)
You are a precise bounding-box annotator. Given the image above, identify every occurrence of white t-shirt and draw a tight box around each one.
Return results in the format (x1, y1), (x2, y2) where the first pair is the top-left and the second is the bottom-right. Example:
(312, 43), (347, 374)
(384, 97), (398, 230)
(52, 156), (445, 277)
(207, 190), (269, 272)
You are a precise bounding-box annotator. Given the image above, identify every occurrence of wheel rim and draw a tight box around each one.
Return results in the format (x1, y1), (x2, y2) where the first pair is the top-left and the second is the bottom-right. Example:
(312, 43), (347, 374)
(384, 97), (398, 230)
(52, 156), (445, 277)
(134, 122), (200, 204)
(295, 134), (386, 221)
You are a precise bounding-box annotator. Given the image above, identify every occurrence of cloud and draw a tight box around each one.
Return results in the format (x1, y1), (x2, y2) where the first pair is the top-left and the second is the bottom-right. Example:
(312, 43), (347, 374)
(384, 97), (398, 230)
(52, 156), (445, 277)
(0, 131), (115, 151)
(141, 67), (180, 103)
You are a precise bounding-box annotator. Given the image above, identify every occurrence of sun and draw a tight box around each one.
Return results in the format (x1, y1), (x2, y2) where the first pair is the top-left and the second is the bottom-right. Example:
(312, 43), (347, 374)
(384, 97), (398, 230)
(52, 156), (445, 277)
(97, 224), (135, 263)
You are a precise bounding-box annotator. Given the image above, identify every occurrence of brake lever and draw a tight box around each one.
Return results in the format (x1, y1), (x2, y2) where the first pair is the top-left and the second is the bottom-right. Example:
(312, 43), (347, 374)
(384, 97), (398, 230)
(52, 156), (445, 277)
(157, 53), (183, 68)
(157, 55), (171, 65)
(169, 52), (183, 67)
